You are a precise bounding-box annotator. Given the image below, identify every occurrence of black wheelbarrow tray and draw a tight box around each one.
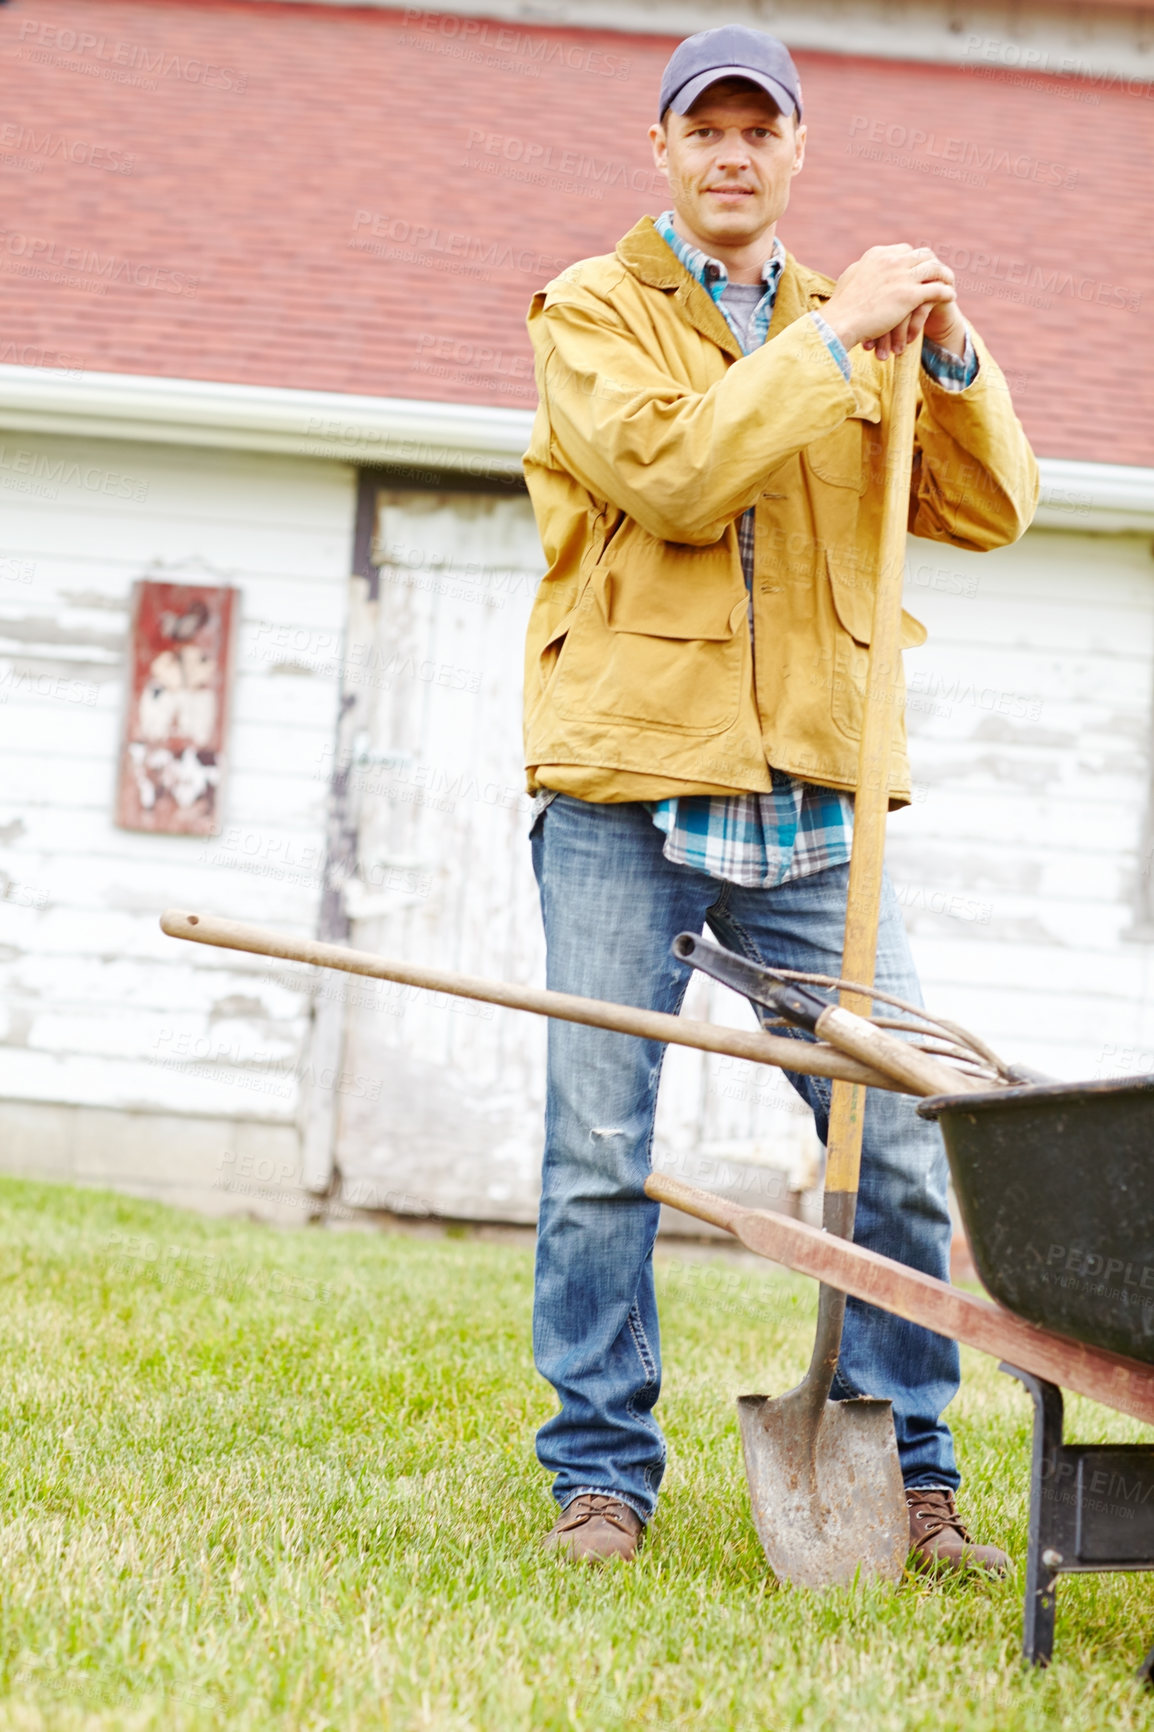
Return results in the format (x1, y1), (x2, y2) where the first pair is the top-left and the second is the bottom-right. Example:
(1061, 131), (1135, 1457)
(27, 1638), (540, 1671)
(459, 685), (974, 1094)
(919, 1073), (1154, 1365)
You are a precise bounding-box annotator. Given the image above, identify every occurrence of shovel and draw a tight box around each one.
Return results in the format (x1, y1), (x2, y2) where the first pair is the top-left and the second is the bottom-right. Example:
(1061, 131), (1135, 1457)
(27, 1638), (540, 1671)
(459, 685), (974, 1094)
(720, 341), (924, 1588)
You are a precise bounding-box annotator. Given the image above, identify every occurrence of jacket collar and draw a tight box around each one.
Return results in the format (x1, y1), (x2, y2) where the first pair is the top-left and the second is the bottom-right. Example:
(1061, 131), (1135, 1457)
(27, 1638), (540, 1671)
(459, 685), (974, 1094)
(616, 216), (833, 360)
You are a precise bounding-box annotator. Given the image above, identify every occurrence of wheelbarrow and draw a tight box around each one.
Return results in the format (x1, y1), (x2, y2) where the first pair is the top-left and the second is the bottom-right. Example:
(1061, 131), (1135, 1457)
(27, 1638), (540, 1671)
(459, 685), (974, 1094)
(161, 906), (1154, 1676)
(650, 929), (1154, 1678)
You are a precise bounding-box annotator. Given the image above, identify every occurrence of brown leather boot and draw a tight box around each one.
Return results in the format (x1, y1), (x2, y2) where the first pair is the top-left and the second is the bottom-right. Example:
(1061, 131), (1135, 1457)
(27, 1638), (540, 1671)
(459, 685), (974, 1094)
(906, 1488), (1011, 1576)
(542, 1494), (644, 1564)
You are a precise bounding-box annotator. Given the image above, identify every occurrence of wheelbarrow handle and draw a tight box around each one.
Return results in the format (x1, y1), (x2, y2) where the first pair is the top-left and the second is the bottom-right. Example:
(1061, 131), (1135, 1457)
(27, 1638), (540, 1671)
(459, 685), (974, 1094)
(645, 1172), (743, 1234)
(645, 1173), (1154, 1430)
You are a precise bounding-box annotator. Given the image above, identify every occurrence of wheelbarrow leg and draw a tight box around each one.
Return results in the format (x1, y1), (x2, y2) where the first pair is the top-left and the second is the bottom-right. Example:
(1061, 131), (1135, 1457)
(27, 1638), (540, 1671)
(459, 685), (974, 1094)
(1001, 1366), (1067, 1668)
(1137, 1641), (1154, 1690)
(1004, 1362), (1154, 1679)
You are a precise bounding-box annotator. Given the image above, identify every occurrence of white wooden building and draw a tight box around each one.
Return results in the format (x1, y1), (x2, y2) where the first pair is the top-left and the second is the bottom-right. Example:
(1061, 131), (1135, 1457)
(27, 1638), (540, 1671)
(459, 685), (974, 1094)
(2, 0), (1153, 1225)
(1, 368), (1151, 1224)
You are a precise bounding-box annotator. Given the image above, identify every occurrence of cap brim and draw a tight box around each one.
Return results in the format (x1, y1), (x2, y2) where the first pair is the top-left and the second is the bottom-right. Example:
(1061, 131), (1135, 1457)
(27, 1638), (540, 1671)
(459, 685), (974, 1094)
(667, 66), (798, 120)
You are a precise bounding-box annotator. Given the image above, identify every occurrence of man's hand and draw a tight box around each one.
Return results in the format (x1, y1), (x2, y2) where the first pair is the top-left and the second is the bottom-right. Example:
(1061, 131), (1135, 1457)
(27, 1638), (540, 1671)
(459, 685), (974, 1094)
(822, 244), (966, 362)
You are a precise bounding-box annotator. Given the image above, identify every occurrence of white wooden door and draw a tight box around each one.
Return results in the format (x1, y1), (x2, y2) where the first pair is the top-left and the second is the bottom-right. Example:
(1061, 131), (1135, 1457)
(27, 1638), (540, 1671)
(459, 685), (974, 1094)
(333, 488), (550, 1221)
(331, 484), (824, 1224)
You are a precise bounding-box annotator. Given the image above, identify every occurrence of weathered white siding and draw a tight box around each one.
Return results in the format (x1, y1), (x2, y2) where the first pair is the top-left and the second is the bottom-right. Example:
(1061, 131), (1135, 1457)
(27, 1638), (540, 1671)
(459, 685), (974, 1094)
(890, 527), (1154, 1083)
(0, 431), (354, 1210)
(3, 432), (1151, 1226)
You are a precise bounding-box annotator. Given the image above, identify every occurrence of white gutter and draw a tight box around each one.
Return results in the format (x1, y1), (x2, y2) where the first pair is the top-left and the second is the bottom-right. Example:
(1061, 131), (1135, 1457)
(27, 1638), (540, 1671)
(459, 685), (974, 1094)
(1031, 458), (1154, 533)
(1, 363), (1152, 529)
(0, 364), (532, 481)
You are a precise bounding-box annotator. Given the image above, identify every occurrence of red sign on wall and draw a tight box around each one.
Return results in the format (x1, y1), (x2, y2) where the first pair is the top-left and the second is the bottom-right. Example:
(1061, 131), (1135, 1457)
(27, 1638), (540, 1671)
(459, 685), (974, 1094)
(115, 581), (238, 836)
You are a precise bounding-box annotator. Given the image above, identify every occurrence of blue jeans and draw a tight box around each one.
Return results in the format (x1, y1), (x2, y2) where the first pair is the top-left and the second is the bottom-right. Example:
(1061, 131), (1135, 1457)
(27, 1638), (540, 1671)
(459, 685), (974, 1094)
(530, 794), (960, 1524)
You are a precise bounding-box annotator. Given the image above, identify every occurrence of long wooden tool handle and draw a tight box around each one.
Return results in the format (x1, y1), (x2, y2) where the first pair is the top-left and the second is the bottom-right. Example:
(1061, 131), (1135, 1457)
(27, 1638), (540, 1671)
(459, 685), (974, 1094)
(815, 1005), (984, 1099)
(646, 1172), (745, 1235)
(159, 910), (901, 1092)
(825, 340), (923, 1201)
(644, 1174), (1154, 1428)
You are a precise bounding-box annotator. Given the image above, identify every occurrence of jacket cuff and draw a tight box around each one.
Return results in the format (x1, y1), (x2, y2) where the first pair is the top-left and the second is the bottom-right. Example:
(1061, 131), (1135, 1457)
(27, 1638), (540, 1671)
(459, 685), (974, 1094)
(918, 326), (995, 406)
(810, 311), (852, 382)
(921, 329), (978, 392)
(764, 311), (860, 418)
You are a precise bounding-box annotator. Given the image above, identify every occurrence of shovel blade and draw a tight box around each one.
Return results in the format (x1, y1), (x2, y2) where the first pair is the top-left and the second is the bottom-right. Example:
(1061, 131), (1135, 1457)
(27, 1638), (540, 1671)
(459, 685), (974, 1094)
(738, 1389), (909, 1588)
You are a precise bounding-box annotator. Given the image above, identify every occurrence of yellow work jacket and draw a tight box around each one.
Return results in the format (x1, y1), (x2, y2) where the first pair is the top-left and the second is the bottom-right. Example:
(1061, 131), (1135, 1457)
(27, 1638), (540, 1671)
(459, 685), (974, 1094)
(522, 216), (1039, 806)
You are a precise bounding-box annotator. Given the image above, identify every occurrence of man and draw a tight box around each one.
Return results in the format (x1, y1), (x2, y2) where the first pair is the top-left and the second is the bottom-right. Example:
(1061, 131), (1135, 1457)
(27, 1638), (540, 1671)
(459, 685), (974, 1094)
(521, 25), (1038, 1569)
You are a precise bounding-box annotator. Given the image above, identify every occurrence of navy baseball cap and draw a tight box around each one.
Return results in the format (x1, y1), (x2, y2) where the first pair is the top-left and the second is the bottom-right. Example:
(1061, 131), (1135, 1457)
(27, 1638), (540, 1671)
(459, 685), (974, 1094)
(658, 26), (803, 123)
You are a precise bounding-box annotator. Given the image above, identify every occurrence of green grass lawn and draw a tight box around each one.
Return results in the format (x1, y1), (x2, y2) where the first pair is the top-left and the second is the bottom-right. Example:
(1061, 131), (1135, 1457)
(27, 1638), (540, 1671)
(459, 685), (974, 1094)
(1, 1177), (1153, 1731)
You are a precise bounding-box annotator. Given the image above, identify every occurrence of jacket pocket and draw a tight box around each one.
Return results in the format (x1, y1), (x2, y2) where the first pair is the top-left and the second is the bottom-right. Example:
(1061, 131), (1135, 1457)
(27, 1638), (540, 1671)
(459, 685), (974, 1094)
(826, 550), (927, 742)
(551, 528), (749, 733)
(536, 605), (577, 697)
(804, 392), (882, 494)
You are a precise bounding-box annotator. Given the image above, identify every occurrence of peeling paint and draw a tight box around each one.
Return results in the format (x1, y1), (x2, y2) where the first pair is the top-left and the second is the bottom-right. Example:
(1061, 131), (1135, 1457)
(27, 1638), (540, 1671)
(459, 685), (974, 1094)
(209, 995), (271, 1023)
(923, 753), (1061, 792)
(0, 616), (124, 652)
(103, 886), (188, 914)
(1091, 751), (1153, 778)
(0, 654), (114, 684)
(58, 591), (132, 613)
(978, 916), (1068, 947)
(888, 846), (1043, 894)
(970, 717), (1077, 748)
(1100, 711), (1151, 744)
(2, 1005), (34, 1047)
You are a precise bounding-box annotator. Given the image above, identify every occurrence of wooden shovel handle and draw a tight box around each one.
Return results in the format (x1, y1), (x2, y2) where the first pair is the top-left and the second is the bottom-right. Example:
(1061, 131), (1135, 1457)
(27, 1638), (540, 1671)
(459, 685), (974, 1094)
(825, 341), (923, 1198)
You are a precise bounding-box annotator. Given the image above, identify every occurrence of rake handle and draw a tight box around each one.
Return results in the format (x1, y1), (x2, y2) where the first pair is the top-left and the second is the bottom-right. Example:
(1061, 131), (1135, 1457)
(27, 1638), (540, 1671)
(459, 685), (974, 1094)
(158, 909), (903, 1092)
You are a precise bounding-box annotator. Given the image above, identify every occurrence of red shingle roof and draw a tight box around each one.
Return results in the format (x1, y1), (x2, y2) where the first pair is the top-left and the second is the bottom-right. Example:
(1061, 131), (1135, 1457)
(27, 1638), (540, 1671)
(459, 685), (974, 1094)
(2, 0), (1150, 464)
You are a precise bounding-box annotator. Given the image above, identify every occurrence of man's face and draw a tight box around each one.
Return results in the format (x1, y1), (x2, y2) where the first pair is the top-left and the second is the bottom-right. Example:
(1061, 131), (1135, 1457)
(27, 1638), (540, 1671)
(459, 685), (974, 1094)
(649, 80), (806, 251)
